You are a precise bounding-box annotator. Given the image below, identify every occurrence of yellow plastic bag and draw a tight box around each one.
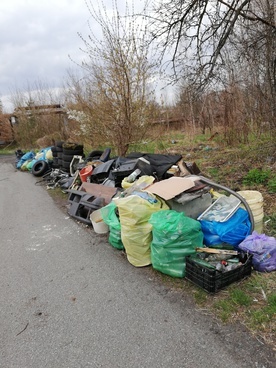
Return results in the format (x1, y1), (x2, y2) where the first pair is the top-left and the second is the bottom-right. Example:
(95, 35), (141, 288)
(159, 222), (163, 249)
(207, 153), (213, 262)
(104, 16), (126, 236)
(121, 175), (155, 190)
(35, 152), (44, 160)
(114, 192), (169, 267)
(45, 149), (53, 161)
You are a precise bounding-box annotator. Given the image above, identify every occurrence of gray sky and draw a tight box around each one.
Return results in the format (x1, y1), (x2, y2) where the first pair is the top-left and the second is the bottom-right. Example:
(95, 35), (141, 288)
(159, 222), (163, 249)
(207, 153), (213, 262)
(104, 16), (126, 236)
(0, 0), (100, 111)
(0, 0), (174, 112)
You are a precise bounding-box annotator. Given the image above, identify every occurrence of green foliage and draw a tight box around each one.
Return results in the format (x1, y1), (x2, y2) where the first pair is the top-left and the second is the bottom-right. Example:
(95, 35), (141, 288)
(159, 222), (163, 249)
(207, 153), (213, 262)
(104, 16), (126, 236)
(264, 214), (276, 237)
(0, 148), (16, 155)
(250, 310), (271, 325)
(243, 168), (271, 186)
(157, 141), (167, 151)
(208, 167), (219, 176)
(129, 140), (156, 153)
(267, 176), (276, 193)
(246, 273), (268, 292)
(249, 293), (276, 327)
(213, 299), (236, 323)
(207, 167), (221, 181)
(194, 134), (207, 143)
(230, 289), (252, 307)
(194, 289), (207, 305)
(267, 293), (276, 310)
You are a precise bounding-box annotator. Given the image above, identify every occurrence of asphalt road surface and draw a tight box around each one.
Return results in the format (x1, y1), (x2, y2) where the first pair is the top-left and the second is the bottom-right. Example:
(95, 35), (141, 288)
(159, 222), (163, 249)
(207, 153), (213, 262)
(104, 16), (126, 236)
(0, 155), (275, 368)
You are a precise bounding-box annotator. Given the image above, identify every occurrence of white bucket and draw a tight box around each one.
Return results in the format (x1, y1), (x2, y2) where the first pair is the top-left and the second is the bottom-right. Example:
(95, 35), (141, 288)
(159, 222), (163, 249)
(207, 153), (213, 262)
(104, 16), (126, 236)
(90, 209), (109, 234)
(254, 221), (263, 234)
(237, 190), (264, 233)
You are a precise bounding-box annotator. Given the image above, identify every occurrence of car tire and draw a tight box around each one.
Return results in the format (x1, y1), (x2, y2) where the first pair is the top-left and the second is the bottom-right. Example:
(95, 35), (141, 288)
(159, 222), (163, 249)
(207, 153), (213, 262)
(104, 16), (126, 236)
(62, 161), (71, 170)
(56, 141), (64, 148)
(62, 143), (83, 151)
(56, 146), (63, 153)
(62, 154), (75, 162)
(62, 148), (84, 156)
(32, 160), (49, 177)
(87, 150), (103, 160)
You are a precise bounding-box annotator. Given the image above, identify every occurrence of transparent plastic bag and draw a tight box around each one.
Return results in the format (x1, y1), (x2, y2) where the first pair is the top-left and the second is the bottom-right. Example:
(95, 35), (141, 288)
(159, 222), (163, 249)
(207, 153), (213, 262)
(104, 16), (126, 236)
(121, 175), (155, 191)
(114, 193), (169, 267)
(101, 202), (124, 250)
(149, 210), (204, 277)
(238, 231), (276, 272)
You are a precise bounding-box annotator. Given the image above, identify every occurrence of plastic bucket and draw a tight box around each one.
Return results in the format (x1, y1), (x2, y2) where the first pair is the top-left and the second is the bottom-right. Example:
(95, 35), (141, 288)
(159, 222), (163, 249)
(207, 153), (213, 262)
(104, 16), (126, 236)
(80, 165), (93, 183)
(237, 190), (264, 233)
(90, 209), (109, 234)
(254, 221), (263, 234)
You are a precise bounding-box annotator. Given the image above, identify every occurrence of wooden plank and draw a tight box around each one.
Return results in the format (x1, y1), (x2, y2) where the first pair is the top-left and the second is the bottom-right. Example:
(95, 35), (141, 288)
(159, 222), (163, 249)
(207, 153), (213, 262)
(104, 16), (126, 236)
(196, 247), (238, 255)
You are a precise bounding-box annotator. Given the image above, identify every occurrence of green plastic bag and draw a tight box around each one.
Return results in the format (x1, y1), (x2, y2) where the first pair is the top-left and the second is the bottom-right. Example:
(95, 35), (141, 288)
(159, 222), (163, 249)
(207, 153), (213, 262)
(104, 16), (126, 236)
(149, 210), (204, 277)
(26, 160), (35, 171)
(101, 202), (124, 250)
(20, 160), (31, 171)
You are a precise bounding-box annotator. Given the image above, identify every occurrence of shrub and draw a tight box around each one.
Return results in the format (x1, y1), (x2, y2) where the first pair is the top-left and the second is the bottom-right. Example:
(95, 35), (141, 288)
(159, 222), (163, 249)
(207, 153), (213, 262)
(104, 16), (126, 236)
(267, 176), (276, 193)
(243, 168), (270, 185)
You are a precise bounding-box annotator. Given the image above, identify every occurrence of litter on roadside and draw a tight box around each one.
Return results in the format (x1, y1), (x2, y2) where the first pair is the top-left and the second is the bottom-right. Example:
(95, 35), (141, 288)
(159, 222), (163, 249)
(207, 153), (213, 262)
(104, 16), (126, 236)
(15, 142), (276, 292)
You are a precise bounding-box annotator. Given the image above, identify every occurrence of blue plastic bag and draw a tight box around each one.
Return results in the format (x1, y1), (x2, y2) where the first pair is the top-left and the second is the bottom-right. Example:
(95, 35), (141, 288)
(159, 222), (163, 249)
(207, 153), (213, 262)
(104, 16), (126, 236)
(238, 232), (276, 272)
(16, 151), (35, 169)
(200, 208), (251, 247)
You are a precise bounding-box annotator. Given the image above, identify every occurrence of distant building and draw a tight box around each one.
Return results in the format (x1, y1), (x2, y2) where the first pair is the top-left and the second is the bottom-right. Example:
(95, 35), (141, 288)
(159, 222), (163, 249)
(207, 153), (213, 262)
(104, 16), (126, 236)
(1, 104), (69, 147)
(14, 103), (66, 117)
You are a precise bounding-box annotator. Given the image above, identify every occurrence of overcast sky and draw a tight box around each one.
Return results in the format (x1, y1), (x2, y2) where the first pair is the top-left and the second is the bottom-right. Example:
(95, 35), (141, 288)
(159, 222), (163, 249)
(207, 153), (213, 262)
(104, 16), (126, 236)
(0, 0), (174, 112)
(0, 0), (111, 111)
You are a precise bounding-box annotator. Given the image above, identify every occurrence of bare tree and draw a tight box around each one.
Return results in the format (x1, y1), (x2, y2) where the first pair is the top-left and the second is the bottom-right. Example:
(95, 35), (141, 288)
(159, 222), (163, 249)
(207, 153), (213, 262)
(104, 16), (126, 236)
(160, 0), (275, 142)
(230, 0), (276, 131)
(67, 0), (158, 156)
(150, 0), (275, 86)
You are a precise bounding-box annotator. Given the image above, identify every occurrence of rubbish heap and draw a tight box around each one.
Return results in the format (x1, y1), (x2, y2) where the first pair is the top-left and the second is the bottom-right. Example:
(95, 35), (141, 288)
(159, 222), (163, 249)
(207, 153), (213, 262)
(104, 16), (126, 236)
(15, 142), (276, 292)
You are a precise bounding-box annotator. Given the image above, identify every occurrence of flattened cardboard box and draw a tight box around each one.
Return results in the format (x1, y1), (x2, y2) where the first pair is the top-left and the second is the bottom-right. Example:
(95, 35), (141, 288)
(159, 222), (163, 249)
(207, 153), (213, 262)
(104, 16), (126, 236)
(146, 177), (195, 200)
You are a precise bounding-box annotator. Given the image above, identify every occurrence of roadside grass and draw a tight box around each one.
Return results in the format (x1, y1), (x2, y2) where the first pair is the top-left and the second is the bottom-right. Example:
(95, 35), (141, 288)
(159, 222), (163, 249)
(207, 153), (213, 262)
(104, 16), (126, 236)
(0, 148), (16, 155)
(265, 214), (276, 237)
(47, 187), (68, 201)
(185, 272), (276, 347)
(217, 273), (275, 346)
(151, 265), (276, 349)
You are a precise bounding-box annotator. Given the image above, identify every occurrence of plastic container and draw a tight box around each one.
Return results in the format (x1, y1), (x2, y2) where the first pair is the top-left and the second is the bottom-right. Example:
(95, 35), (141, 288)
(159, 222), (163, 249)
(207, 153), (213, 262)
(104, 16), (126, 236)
(237, 190), (264, 233)
(126, 169), (141, 183)
(90, 209), (109, 234)
(197, 195), (241, 222)
(80, 165), (93, 183)
(185, 254), (253, 293)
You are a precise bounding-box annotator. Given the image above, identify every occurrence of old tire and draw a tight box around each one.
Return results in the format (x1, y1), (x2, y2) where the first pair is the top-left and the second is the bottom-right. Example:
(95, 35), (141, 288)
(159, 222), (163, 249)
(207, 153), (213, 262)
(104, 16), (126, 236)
(62, 154), (75, 162)
(62, 148), (84, 156)
(87, 150), (103, 160)
(32, 160), (49, 177)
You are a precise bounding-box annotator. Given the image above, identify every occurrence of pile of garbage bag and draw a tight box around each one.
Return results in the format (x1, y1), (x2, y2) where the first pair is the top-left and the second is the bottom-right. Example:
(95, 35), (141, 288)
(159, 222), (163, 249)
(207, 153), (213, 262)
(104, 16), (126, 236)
(15, 141), (276, 286)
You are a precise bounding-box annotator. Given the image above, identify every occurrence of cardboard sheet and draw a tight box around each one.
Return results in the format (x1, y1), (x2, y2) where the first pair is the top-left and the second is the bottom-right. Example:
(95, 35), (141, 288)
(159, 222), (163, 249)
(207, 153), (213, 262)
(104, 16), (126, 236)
(146, 177), (195, 200)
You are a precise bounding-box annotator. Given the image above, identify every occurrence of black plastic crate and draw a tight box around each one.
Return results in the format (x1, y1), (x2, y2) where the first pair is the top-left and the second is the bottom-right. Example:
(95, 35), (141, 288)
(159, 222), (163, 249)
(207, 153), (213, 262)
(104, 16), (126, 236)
(185, 254), (253, 293)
